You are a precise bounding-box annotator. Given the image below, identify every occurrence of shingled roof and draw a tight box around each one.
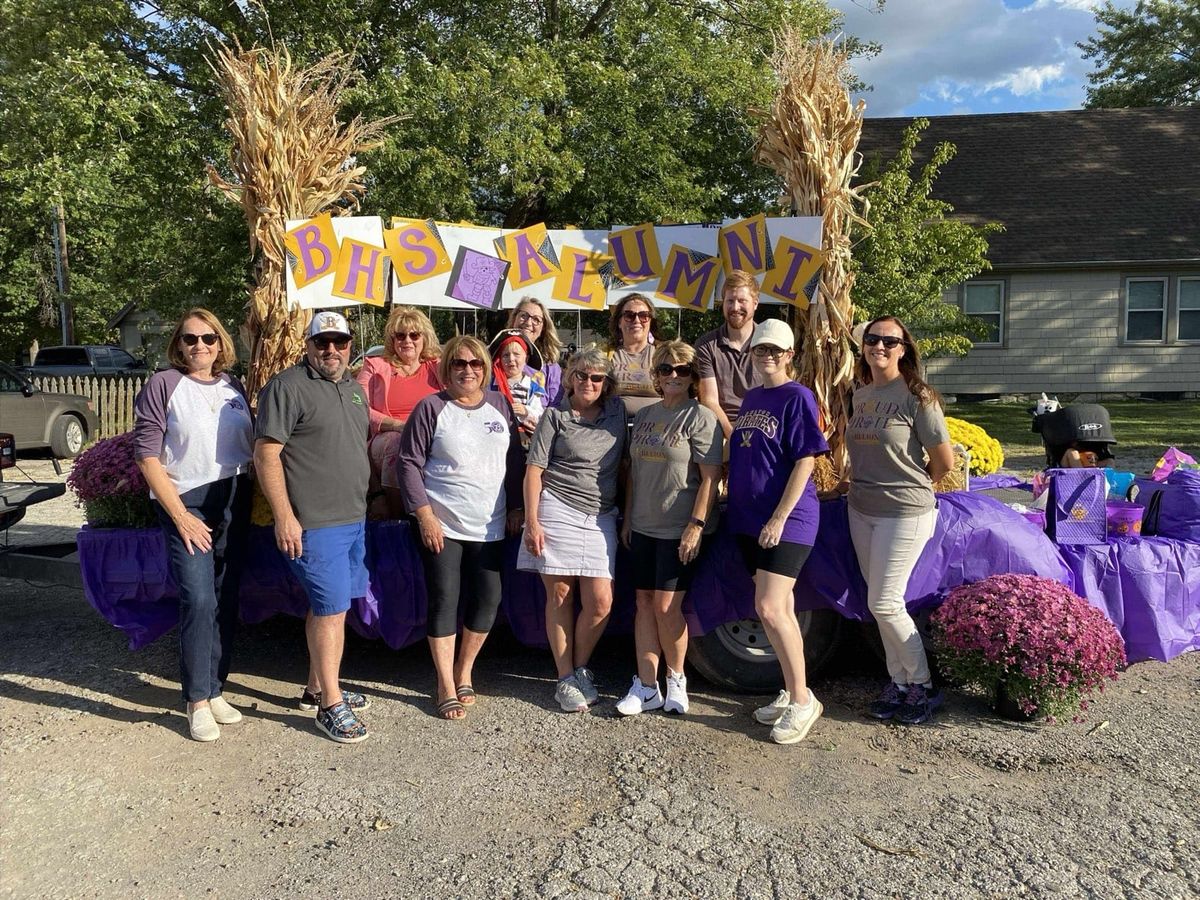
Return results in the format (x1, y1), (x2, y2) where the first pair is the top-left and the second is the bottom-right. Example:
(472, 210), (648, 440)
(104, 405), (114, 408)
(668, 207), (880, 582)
(856, 106), (1200, 268)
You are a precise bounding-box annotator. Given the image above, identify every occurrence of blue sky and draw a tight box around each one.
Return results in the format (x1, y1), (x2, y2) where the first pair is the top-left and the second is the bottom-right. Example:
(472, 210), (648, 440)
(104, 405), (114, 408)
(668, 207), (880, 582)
(829, 0), (1139, 117)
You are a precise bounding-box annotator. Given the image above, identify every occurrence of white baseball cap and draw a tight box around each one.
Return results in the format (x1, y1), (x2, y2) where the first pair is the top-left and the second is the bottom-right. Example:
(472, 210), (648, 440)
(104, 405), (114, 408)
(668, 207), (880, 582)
(307, 311), (352, 340)
(748, 318), (795, 352)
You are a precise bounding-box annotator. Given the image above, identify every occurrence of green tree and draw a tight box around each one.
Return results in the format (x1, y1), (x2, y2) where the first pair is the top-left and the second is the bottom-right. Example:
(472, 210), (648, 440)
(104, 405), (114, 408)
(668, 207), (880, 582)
(851, 119), (1001, 357)
(1080, 0), (1200, 108)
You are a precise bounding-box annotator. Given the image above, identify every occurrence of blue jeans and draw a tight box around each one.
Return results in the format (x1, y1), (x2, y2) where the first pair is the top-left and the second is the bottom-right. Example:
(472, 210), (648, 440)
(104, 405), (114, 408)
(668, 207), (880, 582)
(155, 474), (251, 703)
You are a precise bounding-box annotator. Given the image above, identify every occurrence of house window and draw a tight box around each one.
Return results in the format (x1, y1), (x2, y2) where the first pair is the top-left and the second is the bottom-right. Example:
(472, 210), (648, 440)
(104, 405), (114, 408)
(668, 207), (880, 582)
(964, 281), (1003, 344)
(1179, 278), (1200, 342)
(1126, 279), (1166, 342)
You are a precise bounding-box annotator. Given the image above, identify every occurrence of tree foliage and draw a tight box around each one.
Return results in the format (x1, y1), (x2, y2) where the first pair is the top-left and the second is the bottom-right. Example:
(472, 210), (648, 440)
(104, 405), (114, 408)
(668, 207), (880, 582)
(0, 0), (873, 359)
(851, 119), (1001, 357)
(1080, 0), (1200, 108)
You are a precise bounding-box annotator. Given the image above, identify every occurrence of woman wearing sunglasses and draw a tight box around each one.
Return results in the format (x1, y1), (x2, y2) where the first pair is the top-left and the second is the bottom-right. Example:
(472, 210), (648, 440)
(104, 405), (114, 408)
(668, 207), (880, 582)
(606, 293), (660, 416)
(617, 340), (722, 716)
(355, 306), (443, 518)
(845, 316), (954, 726)
(518, 348), (628, 712)
(398, 336), (525, 720)
(727, 319), (829, 745)
(507, 297), (564, 407)
(133, 308), (253, 741)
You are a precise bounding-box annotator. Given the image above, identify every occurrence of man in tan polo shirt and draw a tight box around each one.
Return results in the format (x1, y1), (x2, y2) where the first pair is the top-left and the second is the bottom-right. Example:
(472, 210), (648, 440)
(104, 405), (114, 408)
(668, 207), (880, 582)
(694, 269), (763, 442)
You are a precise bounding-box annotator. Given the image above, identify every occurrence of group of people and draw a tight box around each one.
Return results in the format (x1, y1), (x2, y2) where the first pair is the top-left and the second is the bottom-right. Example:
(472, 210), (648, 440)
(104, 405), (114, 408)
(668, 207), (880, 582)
(132, 272), (954, 746)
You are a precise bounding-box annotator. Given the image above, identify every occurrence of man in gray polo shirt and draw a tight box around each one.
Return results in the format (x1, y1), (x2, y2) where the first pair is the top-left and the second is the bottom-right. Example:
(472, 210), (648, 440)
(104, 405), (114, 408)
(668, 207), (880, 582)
(255, 310), (372, 744)
(695, 269), (763, 441)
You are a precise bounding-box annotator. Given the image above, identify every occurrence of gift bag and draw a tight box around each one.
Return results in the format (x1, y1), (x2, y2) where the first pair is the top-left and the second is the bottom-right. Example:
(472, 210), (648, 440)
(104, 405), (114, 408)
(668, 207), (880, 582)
(1045, 468), (1107, 545)
(1152, 469), (1200, 542)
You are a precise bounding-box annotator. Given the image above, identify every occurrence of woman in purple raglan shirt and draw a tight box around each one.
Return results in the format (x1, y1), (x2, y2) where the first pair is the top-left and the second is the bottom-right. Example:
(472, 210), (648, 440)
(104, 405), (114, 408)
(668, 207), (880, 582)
(132, 308), (254, 743)
(726, 319), (829, 746)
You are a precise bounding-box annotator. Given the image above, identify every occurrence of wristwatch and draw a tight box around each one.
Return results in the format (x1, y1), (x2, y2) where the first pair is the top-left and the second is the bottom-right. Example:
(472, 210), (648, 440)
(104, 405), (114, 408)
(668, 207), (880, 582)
(688, 516), (706, 529)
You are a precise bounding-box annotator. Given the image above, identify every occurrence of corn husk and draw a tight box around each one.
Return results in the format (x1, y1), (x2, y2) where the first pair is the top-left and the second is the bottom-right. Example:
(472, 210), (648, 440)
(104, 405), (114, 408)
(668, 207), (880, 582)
(752, 35), (871, 480)
(206, 41), (399, 402)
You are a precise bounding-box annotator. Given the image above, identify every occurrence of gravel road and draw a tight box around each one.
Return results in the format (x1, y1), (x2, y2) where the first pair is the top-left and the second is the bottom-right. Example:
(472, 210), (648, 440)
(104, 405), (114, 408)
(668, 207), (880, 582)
(2, 458), (1198, 899)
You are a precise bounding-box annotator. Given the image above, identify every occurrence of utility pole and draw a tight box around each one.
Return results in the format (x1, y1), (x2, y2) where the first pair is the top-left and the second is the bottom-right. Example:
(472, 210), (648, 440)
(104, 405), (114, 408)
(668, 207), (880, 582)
(51, 203), (75, 344)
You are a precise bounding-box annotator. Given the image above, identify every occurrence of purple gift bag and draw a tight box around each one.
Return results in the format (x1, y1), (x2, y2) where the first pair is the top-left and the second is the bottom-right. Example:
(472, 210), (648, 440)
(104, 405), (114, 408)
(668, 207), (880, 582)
(1045, 468), (1107, 545)
(1150, 469), (1200, 542)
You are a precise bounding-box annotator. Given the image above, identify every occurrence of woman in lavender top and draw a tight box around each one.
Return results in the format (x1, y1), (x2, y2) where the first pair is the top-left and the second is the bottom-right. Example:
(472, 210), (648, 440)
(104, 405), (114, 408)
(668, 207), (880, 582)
(507, 297), (563, 407)
(133, 308), (253, 742)
(397, 336), (525, 721)
(727, 319), (829, 746)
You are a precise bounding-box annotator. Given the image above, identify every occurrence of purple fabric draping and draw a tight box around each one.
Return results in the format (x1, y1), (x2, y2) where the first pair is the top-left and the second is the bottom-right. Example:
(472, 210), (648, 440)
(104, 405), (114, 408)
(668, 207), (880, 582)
(77, 526), (179, 651)
(969, 473), (1026, 491)
(1058, 537), (1200, 662)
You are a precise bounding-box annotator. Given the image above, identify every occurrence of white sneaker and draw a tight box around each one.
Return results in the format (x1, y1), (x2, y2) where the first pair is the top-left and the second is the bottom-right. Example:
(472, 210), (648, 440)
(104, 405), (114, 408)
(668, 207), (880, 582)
(208, 695), (242, 725)
(770, 694), (824, 745)
(187, 705), (220, 742)
(616, 677), (664, 717)
(753, 689), (791, 725)
(663, 671), (689, 715)
(555, 676), (589, 713)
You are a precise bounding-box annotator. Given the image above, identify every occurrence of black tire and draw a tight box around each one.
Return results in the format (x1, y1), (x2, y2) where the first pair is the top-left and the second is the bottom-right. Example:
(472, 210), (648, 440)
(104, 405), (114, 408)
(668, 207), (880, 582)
(49, 414), (86, 459)
(687, 609), (844, 693)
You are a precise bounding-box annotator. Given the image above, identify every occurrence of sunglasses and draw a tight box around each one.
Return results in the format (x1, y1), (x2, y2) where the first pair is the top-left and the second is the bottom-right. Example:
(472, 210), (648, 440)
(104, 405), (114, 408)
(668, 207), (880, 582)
(450, 358), (485, 372)
(393, 331), (422, 342)
(312, 336), (351, 350)
(621, 310), (652, 322)
(863, 333), (905, 349)
(752, 345), (788, 358)
(181, 333), (219, 347)
(572, 370), (606, 384)
(515, 311), (544, 327)
(654, 363), (695, 379)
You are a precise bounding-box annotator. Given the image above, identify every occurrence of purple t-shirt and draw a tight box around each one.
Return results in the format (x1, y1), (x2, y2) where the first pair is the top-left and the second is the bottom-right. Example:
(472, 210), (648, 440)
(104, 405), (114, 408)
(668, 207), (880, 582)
(727, 381), (829, 546)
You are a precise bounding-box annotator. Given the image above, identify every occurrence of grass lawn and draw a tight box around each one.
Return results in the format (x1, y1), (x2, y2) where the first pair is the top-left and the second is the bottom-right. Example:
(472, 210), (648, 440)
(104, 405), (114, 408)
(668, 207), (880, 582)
(949, 400), (1200, 453)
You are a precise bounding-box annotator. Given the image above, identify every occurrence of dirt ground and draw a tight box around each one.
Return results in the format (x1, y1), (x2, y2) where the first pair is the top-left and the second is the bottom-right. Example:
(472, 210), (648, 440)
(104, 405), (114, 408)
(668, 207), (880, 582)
(2, 458), (1198, 898)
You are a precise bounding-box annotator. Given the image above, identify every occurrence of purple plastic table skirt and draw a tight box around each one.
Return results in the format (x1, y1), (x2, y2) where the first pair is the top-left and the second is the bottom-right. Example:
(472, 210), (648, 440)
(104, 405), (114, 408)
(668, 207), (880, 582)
(1058, 537), (1200, 662)
(969, 473), (1026, 491)
(77, 526), (180, 651)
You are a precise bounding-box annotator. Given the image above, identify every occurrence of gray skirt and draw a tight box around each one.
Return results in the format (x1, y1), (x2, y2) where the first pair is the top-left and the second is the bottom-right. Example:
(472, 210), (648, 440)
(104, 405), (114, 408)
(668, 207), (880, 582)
(517, 489), (618, 580)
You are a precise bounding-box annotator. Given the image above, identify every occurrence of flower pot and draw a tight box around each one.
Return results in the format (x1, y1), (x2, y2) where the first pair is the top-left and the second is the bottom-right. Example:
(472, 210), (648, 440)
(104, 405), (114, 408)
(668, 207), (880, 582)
(993, 680), (1041, 722)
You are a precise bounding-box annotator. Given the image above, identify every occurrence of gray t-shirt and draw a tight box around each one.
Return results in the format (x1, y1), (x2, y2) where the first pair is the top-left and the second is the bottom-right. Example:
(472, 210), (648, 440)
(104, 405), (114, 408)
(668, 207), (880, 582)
(527, 396), (628, 515)
(256, 361), (370, 530)
(608, 344), (658, 416)
(629, 399), (723, 539)
(845, 377), (950, 518)
(693, 325), (762, 420)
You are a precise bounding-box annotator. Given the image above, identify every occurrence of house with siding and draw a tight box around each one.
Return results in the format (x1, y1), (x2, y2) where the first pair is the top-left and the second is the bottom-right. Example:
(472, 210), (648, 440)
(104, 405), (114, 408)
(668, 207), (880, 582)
(858, 107), (1200, 399)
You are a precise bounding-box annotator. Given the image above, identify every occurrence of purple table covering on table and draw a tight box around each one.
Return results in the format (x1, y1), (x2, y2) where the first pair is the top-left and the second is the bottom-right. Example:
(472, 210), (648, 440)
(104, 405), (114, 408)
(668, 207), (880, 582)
(1058, 537), (1200, 662)
(969, 473), (1026, 491)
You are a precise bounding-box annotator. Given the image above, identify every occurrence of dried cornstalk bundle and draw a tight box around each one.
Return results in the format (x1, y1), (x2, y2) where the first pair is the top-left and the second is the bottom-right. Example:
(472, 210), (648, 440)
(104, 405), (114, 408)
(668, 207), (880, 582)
(753, 33), (871, 478)
(206, 40), (399, 402)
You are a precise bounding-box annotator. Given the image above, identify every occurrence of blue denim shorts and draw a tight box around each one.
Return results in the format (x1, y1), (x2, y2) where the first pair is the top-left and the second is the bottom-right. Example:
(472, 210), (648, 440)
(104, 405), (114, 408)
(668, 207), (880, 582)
(287, 521), (368, 616)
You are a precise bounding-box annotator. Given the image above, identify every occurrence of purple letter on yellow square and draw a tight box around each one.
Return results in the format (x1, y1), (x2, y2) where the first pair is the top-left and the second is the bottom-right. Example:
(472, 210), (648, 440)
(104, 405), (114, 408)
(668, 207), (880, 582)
(607, 224), (662, 284)
(655, 245), (719, 310)
(761, 237), (823, 309)
(332, 239), (389, 306)
(285, 213), (338, 288)
(551, 246), (610, 310)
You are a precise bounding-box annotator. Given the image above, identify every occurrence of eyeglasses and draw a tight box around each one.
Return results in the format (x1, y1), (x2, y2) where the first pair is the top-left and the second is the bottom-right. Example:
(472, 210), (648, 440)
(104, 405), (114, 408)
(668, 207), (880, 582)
(312, 336), (351, 350)
(393, 331), (422, 342)
(572, 370), (606, 384)
(515, 311), (544, 327)
(450, 358), (485, 372)
(863, 333), (904, 349)
(752, 345), (787, 358)
(181, 333), (219, 347)
(654, 363), (695, 379)
(621, 310), (652, 323)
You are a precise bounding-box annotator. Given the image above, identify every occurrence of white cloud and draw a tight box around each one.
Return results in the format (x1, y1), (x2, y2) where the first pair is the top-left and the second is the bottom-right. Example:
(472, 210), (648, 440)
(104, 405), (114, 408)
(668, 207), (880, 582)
(829, 0), (1137, 115)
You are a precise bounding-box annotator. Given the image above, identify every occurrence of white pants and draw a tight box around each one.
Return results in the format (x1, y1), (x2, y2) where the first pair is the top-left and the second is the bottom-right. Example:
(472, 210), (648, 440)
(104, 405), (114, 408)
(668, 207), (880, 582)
(848, 506), (938, 686)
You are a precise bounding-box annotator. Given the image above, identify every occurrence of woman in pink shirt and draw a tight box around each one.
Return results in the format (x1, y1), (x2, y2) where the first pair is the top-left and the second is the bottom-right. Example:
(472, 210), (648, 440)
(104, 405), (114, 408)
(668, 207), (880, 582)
(356, 306), (443, 518)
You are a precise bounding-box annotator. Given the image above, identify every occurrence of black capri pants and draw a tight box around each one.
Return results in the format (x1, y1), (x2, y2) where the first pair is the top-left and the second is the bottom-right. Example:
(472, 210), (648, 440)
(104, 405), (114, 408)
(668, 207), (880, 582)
(419, 537), (505, 638)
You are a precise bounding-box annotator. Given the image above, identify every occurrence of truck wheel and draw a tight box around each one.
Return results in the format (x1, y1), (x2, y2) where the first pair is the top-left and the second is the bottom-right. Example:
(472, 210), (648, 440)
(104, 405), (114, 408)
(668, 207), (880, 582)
(687, 609), (843, 693)
(50, 414), (86, 458)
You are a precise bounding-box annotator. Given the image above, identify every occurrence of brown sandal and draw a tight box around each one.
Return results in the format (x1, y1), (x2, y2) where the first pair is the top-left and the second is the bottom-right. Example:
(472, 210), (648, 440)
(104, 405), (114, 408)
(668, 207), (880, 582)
(436, 697), (466, 720)
(455, 684), (477, 706)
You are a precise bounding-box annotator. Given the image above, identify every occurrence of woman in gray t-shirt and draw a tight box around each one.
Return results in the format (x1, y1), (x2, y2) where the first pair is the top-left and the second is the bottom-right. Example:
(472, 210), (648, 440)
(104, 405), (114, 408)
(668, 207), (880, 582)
(616, 341), (723, 718)
(844, 316), (954, 727)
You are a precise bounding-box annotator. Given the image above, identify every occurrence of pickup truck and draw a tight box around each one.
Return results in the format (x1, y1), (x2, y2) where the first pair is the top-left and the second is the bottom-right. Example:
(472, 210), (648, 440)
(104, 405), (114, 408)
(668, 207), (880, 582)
(23, 345), (148, 378)
(0, 362), (98, 457)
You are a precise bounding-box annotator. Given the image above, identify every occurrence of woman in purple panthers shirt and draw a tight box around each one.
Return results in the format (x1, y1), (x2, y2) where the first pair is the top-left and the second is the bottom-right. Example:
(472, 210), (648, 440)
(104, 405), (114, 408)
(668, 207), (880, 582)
(727, 319), (828, 746)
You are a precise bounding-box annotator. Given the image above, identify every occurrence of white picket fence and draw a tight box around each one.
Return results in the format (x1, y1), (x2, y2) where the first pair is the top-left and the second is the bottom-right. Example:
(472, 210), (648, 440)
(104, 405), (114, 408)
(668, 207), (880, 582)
(34, 375), (148, 441)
